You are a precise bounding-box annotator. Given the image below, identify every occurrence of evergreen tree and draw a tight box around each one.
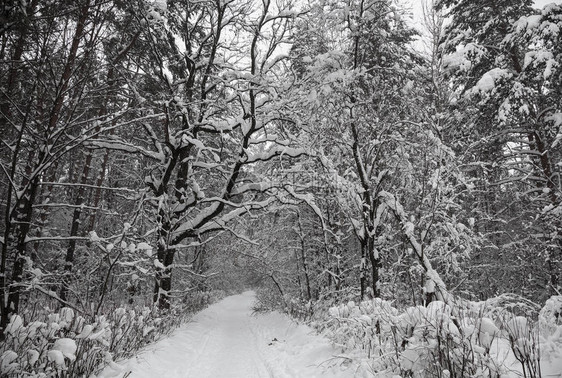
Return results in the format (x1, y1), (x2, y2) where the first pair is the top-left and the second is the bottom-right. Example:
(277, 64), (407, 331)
(439, 0), (562, 298)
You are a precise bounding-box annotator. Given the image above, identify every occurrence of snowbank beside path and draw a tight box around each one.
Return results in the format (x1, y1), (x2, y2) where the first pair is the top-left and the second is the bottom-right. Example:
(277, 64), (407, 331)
(98, 291), (359, 378)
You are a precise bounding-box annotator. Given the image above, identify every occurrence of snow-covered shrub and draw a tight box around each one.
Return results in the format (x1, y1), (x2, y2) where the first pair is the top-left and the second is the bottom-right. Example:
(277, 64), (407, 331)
(0, 291), (222, 377)
(290, 292), (561, 378)
(284, 296), (314, 321)
(538, 296), (562, 374)
(1, 307), (112, 377)
(304, 287), (362, 326)
(500, 314), (541, 378)
(539, 295), (562, 334)
(321, 298), (503, 377)
(252, 287), (286, 314)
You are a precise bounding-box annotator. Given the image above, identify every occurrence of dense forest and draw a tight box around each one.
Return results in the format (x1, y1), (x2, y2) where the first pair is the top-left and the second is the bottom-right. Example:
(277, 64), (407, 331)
(1, 0), (561, 376)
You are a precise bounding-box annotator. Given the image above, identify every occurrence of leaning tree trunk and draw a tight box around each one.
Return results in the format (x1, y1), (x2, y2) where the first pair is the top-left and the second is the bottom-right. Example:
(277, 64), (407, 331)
(0, 0), (40, 340)
(4, 0), (92, 325)
(381, 191), (450, 305)
(2, 149), (43, 338)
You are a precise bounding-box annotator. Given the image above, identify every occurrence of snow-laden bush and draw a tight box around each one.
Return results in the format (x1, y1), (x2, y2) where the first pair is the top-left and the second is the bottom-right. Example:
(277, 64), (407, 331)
(322, 298), (504, 377)
(0, 291), (222, 377)
(2, 308), (113, 377)
(280, 293), (562, 377)
(282, 296), (313, 321)
(538, 296), (562, 375)
(539, 295), (562, 333)
(252, 287), (286, 314)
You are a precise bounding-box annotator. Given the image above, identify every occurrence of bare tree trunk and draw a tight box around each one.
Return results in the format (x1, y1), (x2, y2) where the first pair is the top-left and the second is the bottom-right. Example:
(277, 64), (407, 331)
(360, 241), (367, 300)
(153, 242), (175, 310)
(296, 210), (312, 301)
(0, 0), (39, 132)
(61, 24), (141, 301)
(153, 206), (175, 309)
(529, 127), (561, 294)
(1, 0), (91, 336)
(87, 31), (141, 231)
(4, 149), (43, 334)
(60, 150), (93, 302)
(0, 2), (40, 338)
(367, 236), (381, 298)
(32, 161), (59, 261)
(88, 151), (109, 231)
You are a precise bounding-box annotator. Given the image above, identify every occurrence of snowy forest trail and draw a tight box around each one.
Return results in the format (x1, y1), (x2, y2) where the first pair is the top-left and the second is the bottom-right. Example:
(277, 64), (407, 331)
(99, 292), (356, 378)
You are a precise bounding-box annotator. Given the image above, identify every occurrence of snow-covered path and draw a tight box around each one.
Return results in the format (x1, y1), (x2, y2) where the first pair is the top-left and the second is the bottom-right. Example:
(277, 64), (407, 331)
(99, 292), (357, 378)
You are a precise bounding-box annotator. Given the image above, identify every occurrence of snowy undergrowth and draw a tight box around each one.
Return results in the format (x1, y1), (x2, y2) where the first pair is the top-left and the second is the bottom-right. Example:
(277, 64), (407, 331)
(0, 291), (224, 377)
(286, 294), (562, 377)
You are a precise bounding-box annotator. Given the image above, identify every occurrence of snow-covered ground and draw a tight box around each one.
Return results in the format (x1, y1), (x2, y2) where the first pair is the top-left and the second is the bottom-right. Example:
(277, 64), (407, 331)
(98, 291), (357, 378)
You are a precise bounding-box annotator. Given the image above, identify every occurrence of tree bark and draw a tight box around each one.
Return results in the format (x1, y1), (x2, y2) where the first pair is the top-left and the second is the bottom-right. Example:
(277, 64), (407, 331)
(88, 151), (109, 231)
(367, 236), (381, 298)
(1, 0), (91, 336)
(360, 242), (367, 300)
(153, 242), (175, 310)
(528, 127), (561, 294)
(32, 161), (59, 261)
(60, 150), (92, 302)
(296, 210), (312, 301)
(4, 149), (43, 336)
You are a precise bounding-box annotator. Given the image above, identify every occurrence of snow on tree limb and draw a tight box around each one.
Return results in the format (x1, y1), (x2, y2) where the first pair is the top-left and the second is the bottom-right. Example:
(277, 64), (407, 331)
(379, 190), (450, 302)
